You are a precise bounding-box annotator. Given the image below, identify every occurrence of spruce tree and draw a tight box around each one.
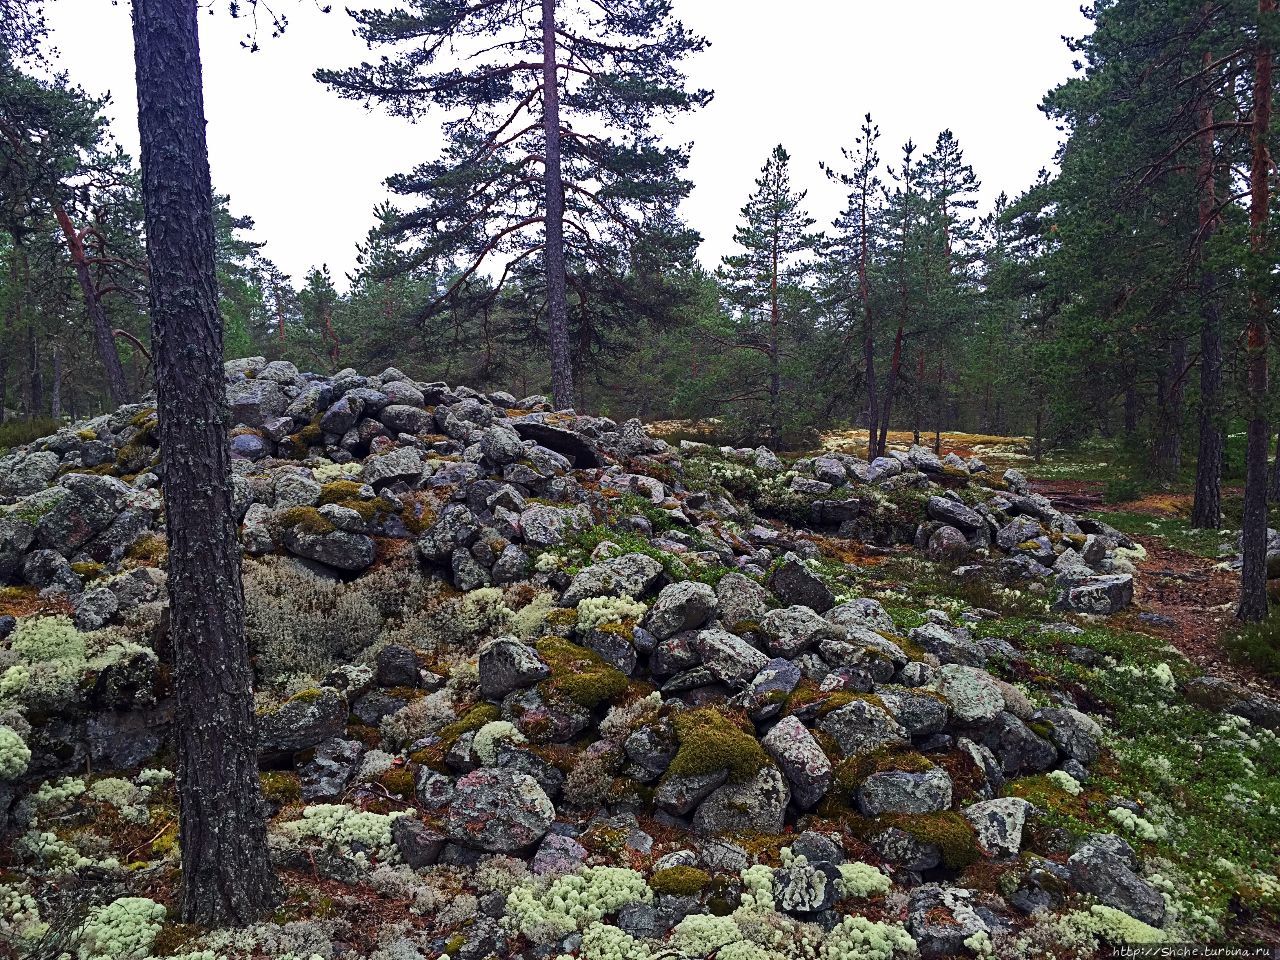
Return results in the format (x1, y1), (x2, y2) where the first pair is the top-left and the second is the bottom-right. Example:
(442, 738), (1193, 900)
(317, 0), (710, 409)
(717, 145), (822, 447)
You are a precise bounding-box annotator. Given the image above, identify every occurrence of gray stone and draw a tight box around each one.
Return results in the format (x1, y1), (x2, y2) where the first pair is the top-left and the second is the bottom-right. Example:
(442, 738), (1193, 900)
(857, 768), (953, 815)
(445, 768), (555, 852)
(767, 556), (835, 613)
(762, 605), (842, 658)
(695, 628), (769, 687)
(963, 797), (1033, 858)
(817, 699), (908, 757)
(392, 817), (446, 868)
(644, 581), (716, 639)
(1067, 843), (1166, 927)
(479, 636), (550, 700)
(693, 766), (789, 835)
(926, 496), (984, 533)
(937, 665), (1006, 724)
(907, 887), (989, 958)
(714, 572), (771, 630)
(258, 688), (348, 756)
(561, 552), (665, 605)
(1056, 574), (1134, 615)
(761, 716), (832, 810)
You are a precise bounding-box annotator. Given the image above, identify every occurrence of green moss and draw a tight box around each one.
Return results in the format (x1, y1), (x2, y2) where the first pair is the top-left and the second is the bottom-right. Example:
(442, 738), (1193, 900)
(260, 771), (302, 805)
(536, 636), (628, 709)
(377, 766), (416, 797)
(318, 480), (366, 505)
(866, 811), (981, 870)
(125, 534), (168, 567)
(666, 707), (770, 784)
(650, 866), (711, 896)
(273, 506), (336, 536)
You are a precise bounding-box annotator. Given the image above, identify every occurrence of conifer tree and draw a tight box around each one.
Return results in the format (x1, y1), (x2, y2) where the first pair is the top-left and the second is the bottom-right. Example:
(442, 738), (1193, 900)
(717, 145), (822, 447)
(317, 0), (710, 409)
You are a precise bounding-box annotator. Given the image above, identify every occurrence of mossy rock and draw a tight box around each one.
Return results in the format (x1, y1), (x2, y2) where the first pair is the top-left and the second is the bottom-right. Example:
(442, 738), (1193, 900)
(272, 506), (336, 536)
(377, 765), (416, 798)
(70, 561), (106, 581)
(833, 748), (935, 796)
(666, 706), (770, 784)
(650, 866), (711, 897)
(125, 534), (168, 567)
(536, 636), (628, 709)
(860, 811), (981, 870)
(318, 480), (366, 505)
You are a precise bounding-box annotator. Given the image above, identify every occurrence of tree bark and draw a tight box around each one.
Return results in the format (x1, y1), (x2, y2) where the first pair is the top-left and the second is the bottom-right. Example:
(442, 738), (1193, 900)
(1192, 46), (1225, 529)
(0, 239), (22, 424)
(541, 0), (574, 410)
(53, 204), (130, 406)
(1238, 0), (1274, 623)
(26, 318), (41, 419)
(768, 225), (781, 448)
(132, 0), (278, 924)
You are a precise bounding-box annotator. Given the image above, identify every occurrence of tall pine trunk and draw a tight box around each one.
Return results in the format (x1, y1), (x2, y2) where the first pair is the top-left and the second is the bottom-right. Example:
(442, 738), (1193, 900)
(132, 0), (278, 923)
(1238, 0), (1275, 623)
(1192, 45), (1225, 528)
(542, 0), (574, 410)
(1153, 340), (1186, 479)
(53, 204), (130, 406)
(1, 239), (22, 424)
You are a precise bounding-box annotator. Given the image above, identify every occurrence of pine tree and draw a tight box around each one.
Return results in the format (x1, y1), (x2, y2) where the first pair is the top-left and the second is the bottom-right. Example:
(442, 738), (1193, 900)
(132, 0), (278, 923)
(316, 0), (710, 409)
(717, 145), (822, 447)
(822, 114), (885, 458)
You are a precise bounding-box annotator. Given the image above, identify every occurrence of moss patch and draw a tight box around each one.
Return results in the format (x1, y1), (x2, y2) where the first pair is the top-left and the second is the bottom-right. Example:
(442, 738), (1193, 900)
(650, 866), (711, 896)
(666, 707), (770, 784)
(536, 636), (628, 709)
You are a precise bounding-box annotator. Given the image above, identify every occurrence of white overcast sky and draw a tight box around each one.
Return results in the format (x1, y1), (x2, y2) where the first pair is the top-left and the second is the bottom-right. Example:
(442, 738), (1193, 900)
(44, 0), (1091, 287)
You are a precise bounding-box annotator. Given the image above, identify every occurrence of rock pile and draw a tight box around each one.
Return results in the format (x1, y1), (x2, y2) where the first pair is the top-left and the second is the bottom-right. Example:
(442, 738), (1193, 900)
(2, 359), (1258, 959)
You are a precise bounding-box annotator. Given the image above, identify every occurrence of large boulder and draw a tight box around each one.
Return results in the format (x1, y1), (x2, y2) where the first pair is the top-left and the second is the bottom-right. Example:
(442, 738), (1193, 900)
(857, 769), (953, 815)
(644, 581), (716, 639)
(695, 628), (769, 687)
(715, 572), (771, 630)
(258, 688), (348, 756)
(963, 797), (1033, 858)
(937, 665), (1006, 725)
(445, 769), (555, 852)
(817, 699), (908, 757)
(1056, 574), (1134, 615)
(561, 553), (665, 605)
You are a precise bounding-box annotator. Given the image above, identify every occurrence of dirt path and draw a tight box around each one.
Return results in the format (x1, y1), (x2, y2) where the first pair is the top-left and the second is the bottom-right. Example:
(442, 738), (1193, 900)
(1030, 479), (1275, 690)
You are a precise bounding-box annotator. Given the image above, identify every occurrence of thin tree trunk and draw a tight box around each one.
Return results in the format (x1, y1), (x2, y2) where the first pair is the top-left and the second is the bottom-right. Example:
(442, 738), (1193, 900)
(769, 229), (781, 448)
(53, 204), (130, 406)
(541, 0), (574, 410)
(877, 324), (904, 458)
(1269, 431), (1280, 502)
(1238, 0), (1274, 623)
(1192, 44), (1225, 529)
(1123, 383), (1138, 436)
(26, 320), (41, 419)
(0, 240), (22, 424)
(50, 345), (61, 420)
(132, 0), (278, 923)
(1154, 339), (1186, 479)
(859, 184), (878, 461)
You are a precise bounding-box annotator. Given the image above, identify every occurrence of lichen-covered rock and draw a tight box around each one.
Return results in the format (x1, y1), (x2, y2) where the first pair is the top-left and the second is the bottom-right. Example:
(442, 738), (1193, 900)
(857, 768), (953, 815)
(644, 581), (716, 640)
(1056, 574), (1134, 615)
(818, 699), (908, 757)
(693, 766), (789, 835)
(761, 605), (842, 658)
(714, 572), (770, 630)
(561, 552), (664, 605)
(445, 768), (555, 852)
(907, 886), (990, 958)
(1033, 707), (1102, 764)
(281, 526), (376, 572)
(1067, 841), (1167, 927)
(937, 664), (1005, 724)
(479, 636), (550, 700)
(761, 716), (831, 810)
(392, 816), (446, 868)
(694, 628), (768, 688)
(258, 688), (348, 756)
(773, 859), (841, 913)
(962, 797), (1033, 858)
